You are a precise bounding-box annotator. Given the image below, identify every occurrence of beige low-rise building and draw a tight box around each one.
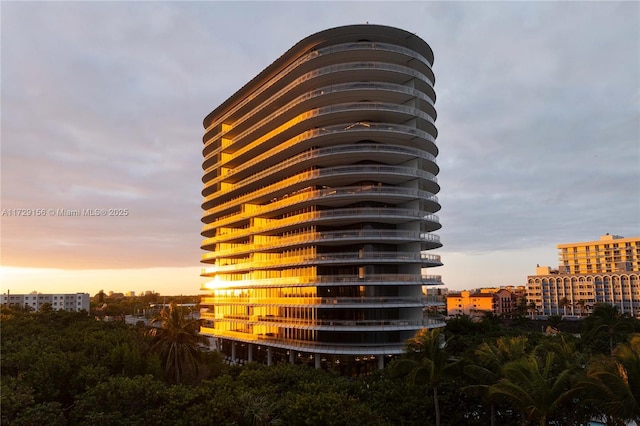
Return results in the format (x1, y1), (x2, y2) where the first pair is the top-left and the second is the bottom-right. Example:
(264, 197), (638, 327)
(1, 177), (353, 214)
(447, 290), (493, 317)
(447, 286), (525, 318)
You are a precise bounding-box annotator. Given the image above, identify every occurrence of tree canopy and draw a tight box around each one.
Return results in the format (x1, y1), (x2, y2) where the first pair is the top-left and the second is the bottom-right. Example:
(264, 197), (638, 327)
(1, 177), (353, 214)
(1, 303), (638, 425)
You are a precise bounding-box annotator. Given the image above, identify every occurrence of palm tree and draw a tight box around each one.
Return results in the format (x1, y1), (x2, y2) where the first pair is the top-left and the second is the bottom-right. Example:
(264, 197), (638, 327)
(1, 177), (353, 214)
(583, 303), (634, 355)
(490, 352), (577, 426)
(575, 299), (586, 317)
(527, 301), (538, 319)
(395, 328), (456, 426)
(580, 336), (640, 424)
(534, 335), (583, 374)
(146, 302), (209, 384)
(533, 336), (591, 424)
(463, 336), (528, 426)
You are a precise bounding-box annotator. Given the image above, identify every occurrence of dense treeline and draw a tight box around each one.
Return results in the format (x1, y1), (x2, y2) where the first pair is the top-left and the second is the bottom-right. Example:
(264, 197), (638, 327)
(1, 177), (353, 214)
(1, 304), (638, 425)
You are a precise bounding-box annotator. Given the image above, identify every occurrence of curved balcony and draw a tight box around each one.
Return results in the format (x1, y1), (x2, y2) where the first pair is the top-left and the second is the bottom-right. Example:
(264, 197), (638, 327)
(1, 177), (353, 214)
(202, 208), (440, 240)
(205, 142), (439, 185)
(205, 80), (436, 157)
(204, 41), (435, 132)
(215, 100), (436, 162)
(200, 274), (442, 289)
(199, 327), (447, 356)
(202, 230), (440, 253)
(209, 317), (429, 330)
(312, 41), (434, 82)
(201, 251), (441, 270)
(202, 186), (440, 226)
(203, 121), (438, 176)
(421, 253), (443, 266)
(202, 165), (438, 211)
(202, 296), (424, 307)
(203, 79), (437, 157)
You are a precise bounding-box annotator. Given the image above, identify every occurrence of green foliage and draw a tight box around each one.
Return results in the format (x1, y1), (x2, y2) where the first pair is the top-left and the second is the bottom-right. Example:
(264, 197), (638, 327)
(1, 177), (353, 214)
(392, 328), (458, 426)
(146, 302), (210, 384)
(281, 383), (382, 425)
(489, 352), (577, 426)
(547, 314), (562, 327)
(360, 372), (431, 425)
(39, 302), (54, 313)
(583, 303), (636, 355)
(1, 307), (161, 422)
(12, 402), (66, 426)
(1, 377), (36, 425)
(462, 336), (529, 426)
(580, 335), (640, 424)
(71, 375), (169, 424)
(2, 304), (640, 425)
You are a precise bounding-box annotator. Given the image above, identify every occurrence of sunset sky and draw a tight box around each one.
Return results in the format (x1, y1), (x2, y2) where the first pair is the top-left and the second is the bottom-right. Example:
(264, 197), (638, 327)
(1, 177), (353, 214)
(1, 1), (638, 296)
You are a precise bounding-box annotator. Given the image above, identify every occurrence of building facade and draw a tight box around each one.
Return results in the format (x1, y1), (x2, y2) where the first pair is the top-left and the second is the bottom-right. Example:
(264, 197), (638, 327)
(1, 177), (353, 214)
(446, 286), (524, 318)
(1, 292), (90, 312)
(558, 233), (639, 274)
(446, 291), (493, 318)
(527, 235), (640, 318)
(199, 24), (443, 370)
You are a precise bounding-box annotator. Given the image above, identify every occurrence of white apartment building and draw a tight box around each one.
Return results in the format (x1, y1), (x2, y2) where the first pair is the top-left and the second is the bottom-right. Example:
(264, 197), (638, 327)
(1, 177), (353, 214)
(1, 292), (90, 312)
(527, 234), (640, 318)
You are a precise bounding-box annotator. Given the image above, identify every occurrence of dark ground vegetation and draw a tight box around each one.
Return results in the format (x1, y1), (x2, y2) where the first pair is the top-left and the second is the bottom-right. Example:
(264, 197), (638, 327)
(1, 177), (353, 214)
(1, 303), (638, 426)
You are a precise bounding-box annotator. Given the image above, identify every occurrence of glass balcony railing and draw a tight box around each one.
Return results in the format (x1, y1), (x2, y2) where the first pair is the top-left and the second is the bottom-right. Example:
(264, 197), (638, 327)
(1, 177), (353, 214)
(202, 208), (439, 242)
(210, 99), (436, 169)
(198, 328), (431, 354)
(201, 251), (441, 271)
(207, 78), (436, 149)
(204, 110), (437, 169)
(202, 296), (423, 306)
(216, 82), (435, 154)
(209, 316), (431, 328)
(204, 40), (435, 132)
(202, 230), (441, 257)
(202, 165), (438, 211)
(200, 273), (441, 288)
(205, 142), (438, 185)
(202, 185), (439, 227)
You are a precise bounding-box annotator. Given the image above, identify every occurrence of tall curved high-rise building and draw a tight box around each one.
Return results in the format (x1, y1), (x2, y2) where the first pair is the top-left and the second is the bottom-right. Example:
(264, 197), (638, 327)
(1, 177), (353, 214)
(200, 24), (443, 372)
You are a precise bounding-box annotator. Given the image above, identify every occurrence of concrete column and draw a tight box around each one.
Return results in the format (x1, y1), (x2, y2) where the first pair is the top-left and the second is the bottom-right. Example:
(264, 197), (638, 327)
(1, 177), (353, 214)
(378, 355), (384, 370)
(231, 342), (236, 364)
(248, 344), (254, 363)
(314, 353), (321, 369)
(289, 351), (295, 364)
(267, 349), (273, 366)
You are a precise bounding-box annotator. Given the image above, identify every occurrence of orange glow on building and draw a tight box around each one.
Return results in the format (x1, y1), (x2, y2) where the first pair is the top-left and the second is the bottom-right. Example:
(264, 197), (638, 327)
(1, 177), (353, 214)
(199, 25), (444, 371)
(446, 291), (494, 317)
(527, 234), (640, 318)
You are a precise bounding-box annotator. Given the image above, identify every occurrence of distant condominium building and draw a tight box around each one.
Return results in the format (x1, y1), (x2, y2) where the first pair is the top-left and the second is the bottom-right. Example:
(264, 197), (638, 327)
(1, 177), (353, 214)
(199, 24), (443, 371)
(527, 234), (640, 318)
(1, 292), (90, 312)
(558, 233), (639, 274)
